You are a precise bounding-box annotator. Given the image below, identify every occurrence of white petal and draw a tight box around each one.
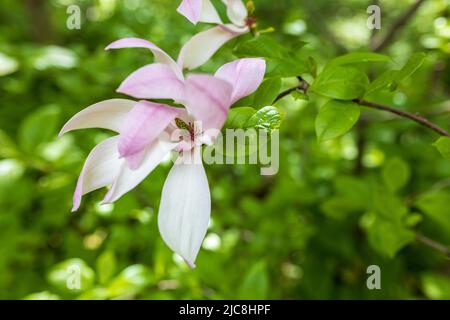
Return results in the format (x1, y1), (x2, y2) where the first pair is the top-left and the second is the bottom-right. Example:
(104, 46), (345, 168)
(177, 0), (222, 25)
(72, 136), (122, 211)
(200, 0), (223, 24)
(177, 25), (245, 70)
(158, 148), (211, 268)
(59, 99), (136, 136)
(106, 38), (183, 79)
(224, 0), (247, 27)
(102, 139), (178, 203)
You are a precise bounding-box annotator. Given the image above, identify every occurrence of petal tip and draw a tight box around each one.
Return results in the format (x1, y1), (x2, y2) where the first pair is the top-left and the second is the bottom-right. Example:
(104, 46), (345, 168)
(183, 258), (196, 269)
(57, 130), (65, 138)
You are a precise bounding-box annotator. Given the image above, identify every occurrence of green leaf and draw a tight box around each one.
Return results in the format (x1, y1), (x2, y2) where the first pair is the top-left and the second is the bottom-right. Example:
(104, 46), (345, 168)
(225, 107), (256, 129)
(364, 53), (425, 96)
(362, 212), (414, 258)
(433, 137), (450, 159)
(416, 191), (450, 231)
(107, 264), (153, 298)
(267, 57), (310, 78)
(238, 262), (269, 299)
(327, 52), (391, 67)
(421, 273), (450, 299)
(315, 100), (360, 141)
(234, 35), (289, 59)
(311, 66), (369, 100)
(18, 105), (60, 152)
(364, 70), (399, 96)
(47, 258), (95, 294)
(291, 40), (308, 53)
(291, 90), (309, 101)
(382, 157), (411, 192)
(23, 291), (60, 300)
(321, 197), (356, 220)
(394, 52), (426, 84)
(372, 187), (408, 222)
(334, 176), (371, 210)
(246, 106), (284, 131)
(96, 251), (117, 285)
(253, 77), (282, 107)
(0, 130), (19, 158)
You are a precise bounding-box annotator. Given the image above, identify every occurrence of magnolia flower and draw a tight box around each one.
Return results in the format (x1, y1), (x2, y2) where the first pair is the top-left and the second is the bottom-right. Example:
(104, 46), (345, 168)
(60, 58), (266, 267)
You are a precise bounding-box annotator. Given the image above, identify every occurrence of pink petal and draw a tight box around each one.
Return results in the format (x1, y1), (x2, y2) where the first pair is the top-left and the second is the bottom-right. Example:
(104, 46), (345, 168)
(177, 0), (202, 24)
(59, 99), (136, 137)
(125, 149), (147, 170)
(106, 37), (183, 79)
(102, 139), (178, 203)
(177, 0), (222, 25)
(215, 58), (266, 104)
(72, 136), (122, 212)
(177, 25), (246, 70)
(185, 74), (233, 131)
(118, 100), (181, 161)
(117, 63), (185, 102)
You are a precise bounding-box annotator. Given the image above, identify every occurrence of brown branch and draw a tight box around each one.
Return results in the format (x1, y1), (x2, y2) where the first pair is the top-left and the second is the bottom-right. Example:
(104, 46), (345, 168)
(273, 77), (310, 104)
(273, 87), (301, 104)
(354, 99), (450, 137)
(371, 0), (427, 52)
(274, 79), (450, 137)
(416, 233), (450, 258)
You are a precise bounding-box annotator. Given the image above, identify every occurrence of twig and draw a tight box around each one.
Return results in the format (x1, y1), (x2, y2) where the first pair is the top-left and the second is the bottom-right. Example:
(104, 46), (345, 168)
(273, 79), (309, 104)
(354, 99), (450, 137)
(416, 233), (450, 258)
(273, 80), (450, 137)
(371, 0), (427, 52)
(273, 86), (301, 104)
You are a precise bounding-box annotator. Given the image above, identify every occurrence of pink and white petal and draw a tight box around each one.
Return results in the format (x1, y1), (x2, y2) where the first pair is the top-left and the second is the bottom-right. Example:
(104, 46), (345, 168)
(102, 139), (178, 203)
(177, 0), (202, 24)
(125, 148), (147, 170)
(224, 0), (247, 27)
(158, 148), (210, 268)
(185, 74), (233, 131)
(177, 25), (245, 70)
(72, 136), (122, 212)
(215, 58), (266, 104)
(105, 38), (183, 79)
(177, 0), (222, 25)
(117, 63), (185, 102)
(199, 0), (223, 24)
(59, 99), (136, 136)
(118, 100), (181, 159)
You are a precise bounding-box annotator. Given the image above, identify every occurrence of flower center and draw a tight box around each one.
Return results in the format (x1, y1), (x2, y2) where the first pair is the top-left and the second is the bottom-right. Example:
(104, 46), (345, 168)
(175, 117), (196, 142)
(245, 16), (257, 29)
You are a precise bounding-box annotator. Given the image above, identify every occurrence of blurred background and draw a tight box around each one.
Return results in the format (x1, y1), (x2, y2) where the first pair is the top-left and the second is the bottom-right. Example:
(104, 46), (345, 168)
(0, 0), (449, 299)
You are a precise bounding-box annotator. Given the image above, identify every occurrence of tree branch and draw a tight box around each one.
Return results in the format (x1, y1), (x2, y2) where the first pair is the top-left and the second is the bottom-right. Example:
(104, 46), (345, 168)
(371, 0), (427, 52)
(273, 78), (310, 103)
(274, 79), (450, 137)
(354, 99), (450, 137)
(416, 233), (450, 258)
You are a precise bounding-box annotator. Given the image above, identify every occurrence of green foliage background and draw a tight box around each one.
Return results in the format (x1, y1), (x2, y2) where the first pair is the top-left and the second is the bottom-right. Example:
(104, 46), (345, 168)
(0, 0), (449, 299)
